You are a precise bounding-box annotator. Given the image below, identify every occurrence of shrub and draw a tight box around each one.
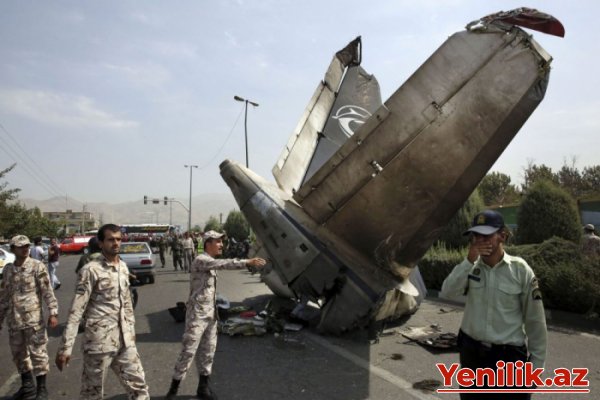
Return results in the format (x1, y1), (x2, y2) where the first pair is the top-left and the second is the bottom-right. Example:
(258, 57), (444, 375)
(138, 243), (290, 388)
(204, 216), (223, 232)
(223, 210), (250, 241)
(418, 243), (466, 290)
(420, 237), (600, 315)
(435, 189), (485, 249)
(516, 180), (581, 244)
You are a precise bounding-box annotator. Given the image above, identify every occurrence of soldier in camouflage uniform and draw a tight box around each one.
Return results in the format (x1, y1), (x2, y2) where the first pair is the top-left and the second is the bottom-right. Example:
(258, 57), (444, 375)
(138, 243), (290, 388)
(55, 224), (149, 400)
(158, 235), (167, 267)
(0, 235), (59, 400)
(170, 234), (184, 271)
(165, 230), (266, 400)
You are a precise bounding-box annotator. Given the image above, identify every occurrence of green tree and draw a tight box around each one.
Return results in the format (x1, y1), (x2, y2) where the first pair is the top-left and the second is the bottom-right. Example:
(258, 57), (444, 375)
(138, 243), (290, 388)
(521, 162), (558, 192)
(223, 210), (250, 241)
(436, 189), (485, 249)
(1, 164), (59, 238)
(582, 165), (600, 198)
(1, 164), (21, 237)
(557, 164), (583, 198)
(516, 180), (581, 244)
(203, 215), (223, 232)
(555, 158), (589, 199)
(0, 164), (20, 203)
(1, 202), (59, 239)
(478, 172), (520, 206)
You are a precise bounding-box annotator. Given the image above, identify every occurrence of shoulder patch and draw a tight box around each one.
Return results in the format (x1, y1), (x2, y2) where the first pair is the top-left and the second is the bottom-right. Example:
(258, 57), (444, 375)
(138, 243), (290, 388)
(531, 277), (539, 290)
(532, 288), (542, 300)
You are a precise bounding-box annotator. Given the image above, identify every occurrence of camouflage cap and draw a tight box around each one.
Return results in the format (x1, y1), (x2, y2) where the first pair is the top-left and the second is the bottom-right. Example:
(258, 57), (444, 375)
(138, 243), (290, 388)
(10, 235), (31, 247)
(203, 230), (225, 240)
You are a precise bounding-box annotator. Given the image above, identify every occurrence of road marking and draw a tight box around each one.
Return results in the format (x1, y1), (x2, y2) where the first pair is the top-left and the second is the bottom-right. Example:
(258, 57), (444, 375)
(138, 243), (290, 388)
(0, 332), (62, 396)
(0, 372), (19, 396)
(305, 332), (441, 400)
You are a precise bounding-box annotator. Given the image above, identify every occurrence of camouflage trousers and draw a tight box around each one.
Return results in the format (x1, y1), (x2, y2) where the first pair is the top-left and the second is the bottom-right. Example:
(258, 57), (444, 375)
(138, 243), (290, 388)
(9, 326), (49, 375)
(172, 315), (218, 380)
(81, 346), (149, 400)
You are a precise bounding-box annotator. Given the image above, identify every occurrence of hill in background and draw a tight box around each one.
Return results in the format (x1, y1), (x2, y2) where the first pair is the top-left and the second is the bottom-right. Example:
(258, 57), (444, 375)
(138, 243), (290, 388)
(18, 193), (237, 230)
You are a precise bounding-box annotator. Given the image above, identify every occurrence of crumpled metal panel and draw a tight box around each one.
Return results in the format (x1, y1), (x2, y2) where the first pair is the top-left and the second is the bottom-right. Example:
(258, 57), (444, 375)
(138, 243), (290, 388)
(472, 7), (565, 37)
(295, 27), (552, 271)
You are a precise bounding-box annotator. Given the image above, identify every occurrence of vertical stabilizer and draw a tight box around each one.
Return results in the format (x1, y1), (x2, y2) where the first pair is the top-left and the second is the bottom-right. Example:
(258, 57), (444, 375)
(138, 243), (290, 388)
(272, 37), (382, 194)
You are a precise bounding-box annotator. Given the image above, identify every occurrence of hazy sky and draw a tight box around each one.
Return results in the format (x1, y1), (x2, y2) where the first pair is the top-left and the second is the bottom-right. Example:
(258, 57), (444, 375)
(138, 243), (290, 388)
(0, 1), (597, 204)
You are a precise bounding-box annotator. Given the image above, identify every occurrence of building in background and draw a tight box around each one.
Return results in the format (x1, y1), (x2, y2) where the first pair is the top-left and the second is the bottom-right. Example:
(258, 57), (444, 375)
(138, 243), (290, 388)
(43, 210), (98, 235)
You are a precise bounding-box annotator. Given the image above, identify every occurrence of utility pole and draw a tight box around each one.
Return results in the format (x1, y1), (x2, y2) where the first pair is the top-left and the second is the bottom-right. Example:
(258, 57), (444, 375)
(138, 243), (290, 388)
(168, 197), (173, 225)
(234, 95), (259, 168)
(81, 204), (86, 233)
(184, 165), (198, 232)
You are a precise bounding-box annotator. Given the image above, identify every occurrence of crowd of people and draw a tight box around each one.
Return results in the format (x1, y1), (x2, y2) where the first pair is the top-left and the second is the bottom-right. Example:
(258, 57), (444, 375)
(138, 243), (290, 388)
(0, 225), (265, 400)
(0, 216), (598, 399)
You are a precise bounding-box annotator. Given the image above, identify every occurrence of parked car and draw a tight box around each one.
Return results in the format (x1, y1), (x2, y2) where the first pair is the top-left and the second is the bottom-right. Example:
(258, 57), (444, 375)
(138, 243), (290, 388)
(59, 236), (95, 254)
(0, 248), (16, 278)
(119, 242), (156, 284)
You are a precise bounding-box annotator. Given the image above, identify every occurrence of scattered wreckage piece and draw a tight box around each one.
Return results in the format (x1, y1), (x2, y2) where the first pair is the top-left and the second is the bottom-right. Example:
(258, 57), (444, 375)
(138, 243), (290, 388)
(217, 296), (309, 337)
(400, 325), (458, 351)
(221, 8), (563, 334)
(413, 379), (443, 393)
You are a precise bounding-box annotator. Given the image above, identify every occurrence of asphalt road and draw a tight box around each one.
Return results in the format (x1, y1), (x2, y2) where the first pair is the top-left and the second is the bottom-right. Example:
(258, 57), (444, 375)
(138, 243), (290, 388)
(1, 254), (598, 399)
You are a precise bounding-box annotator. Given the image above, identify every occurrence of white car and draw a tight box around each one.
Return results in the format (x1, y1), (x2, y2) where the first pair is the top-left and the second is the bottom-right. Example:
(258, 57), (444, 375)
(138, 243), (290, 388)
(119, 242), (156, 284)
(0, 248), (16, 278)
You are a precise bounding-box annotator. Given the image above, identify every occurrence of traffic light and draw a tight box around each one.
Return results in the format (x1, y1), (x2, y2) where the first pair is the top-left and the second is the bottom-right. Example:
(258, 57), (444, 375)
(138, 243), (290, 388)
(143, 195), (147, 205)
(164, 196), (168, 205)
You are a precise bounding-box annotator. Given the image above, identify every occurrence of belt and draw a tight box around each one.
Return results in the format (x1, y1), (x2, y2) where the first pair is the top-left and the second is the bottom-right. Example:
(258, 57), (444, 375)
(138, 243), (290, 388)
(459, 330), (526, 353)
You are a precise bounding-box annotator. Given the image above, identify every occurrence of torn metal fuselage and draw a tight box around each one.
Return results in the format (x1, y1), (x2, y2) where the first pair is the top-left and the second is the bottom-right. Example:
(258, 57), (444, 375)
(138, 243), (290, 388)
(221, 9), (562, 334)
(220, 160), (404, 333)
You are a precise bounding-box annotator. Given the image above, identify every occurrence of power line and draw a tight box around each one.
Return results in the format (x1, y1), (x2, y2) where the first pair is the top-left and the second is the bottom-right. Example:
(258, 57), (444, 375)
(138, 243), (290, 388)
(0, 122), (65, 198)
(0, 141), (63, 198)
(0, 122), (67, 194)
(198, 106), (244, 170)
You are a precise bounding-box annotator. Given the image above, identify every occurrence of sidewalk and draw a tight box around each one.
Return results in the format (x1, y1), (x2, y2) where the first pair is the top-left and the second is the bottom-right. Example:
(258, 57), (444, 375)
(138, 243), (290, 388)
(426, 290), (600, 335)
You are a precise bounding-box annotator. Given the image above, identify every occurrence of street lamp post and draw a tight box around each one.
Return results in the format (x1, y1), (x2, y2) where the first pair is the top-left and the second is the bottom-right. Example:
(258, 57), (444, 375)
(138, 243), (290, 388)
(234, 95), (259, 168)
(184, 165), (198, 232)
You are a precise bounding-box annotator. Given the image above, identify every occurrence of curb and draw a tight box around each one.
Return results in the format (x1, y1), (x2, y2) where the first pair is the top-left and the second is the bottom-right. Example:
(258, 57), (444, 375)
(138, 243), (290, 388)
(425, 290), (600, 335)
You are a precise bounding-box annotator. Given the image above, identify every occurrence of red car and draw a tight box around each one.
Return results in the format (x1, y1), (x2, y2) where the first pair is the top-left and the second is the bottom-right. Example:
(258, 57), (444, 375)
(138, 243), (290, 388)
(59, 236), (95, 254)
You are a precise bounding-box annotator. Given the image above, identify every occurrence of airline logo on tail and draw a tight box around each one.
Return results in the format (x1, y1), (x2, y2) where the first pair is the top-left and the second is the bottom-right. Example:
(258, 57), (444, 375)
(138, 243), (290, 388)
(332, 105), (372, 137)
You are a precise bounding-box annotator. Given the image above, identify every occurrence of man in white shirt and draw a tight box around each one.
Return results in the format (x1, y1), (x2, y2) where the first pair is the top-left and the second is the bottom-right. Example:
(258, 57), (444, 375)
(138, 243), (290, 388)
(29, 238), (46, 262)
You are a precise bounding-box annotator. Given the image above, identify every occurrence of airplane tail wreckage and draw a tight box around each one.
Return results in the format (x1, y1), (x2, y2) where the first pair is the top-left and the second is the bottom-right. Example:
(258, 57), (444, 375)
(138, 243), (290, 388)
(220, 8), (564, 333)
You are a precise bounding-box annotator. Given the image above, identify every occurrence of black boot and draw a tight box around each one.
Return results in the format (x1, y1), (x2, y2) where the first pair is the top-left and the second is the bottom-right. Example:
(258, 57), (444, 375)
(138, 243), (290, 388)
(35, 375), (47, 400)
(196, 375), (217, 400)
(165, 379), (180, 400)
(12, 371), (36, 400)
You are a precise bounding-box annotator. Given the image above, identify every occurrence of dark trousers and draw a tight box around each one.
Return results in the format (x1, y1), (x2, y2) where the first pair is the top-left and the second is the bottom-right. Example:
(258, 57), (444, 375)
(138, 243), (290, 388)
(458, 330), (532, 400)
(172, 254), (183, 270)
